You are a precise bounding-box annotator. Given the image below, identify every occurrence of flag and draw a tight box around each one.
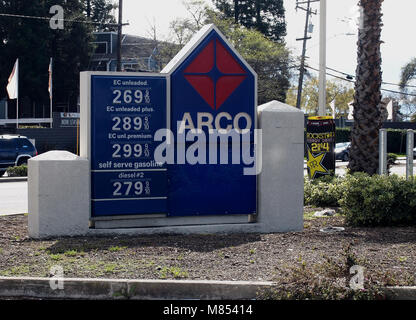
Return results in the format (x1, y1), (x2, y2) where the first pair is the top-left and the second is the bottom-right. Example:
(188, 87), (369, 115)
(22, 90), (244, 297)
(48, 58), (53, 99)
(6, 59), (18, 99)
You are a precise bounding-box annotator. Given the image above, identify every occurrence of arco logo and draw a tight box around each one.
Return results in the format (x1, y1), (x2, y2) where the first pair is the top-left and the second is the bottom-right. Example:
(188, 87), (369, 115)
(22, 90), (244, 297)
(183, 38), (247, 110)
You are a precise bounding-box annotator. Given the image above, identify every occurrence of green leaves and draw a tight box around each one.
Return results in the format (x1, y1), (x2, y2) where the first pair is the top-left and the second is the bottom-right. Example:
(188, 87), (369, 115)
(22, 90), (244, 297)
(306, 173), (416, 227)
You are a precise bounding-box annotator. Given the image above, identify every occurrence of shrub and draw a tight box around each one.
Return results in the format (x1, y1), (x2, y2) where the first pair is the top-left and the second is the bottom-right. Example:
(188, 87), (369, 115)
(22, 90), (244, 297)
(6, 165), (27, 177)
(258, 245), (384, 300)
(339, 173), (416, 227)
(387, 153), (398, 165)
(305, 173), (416, 227)
(304, 175), (345, 207)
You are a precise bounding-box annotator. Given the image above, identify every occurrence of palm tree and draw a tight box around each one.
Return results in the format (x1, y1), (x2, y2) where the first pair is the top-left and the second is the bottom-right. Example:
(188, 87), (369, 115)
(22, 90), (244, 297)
(348, 0), (383, 175)
(399, 58), (416, 120)
(400, 58), (416, 87)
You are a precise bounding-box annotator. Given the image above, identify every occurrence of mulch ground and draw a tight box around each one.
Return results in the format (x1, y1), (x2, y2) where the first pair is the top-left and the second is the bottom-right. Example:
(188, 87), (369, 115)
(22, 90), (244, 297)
(0, 207), (415, 287)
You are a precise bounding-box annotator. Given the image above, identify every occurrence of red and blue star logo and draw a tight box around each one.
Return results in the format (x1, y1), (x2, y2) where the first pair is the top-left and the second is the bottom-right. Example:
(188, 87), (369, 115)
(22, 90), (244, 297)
(183, 39), (247, 110)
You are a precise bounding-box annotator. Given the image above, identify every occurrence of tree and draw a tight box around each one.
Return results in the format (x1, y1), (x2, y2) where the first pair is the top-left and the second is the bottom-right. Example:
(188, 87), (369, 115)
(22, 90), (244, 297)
(0, 0), (115, 116)
(85, 0), (118, 32)
(161, 3), (292, 104)
(286, 77), (354, 117)
(206, 9), (291, 103)
(348, 0), (383, 175)
(213, 0), (286, 42)
(399, 57), (416, 120)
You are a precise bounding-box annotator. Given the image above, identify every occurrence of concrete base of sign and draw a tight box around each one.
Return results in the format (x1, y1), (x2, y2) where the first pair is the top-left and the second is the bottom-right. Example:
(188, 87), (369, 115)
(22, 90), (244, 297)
(28, 101), (303, 238)
(93, 214), (252, 229)
(256, 100), (304, 232)
(28, 151), (90, 239)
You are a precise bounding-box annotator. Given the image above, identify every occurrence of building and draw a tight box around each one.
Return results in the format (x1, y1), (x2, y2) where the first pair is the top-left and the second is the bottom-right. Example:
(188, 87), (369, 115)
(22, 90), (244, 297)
(89, 32), (161, 72)
(347, 98), (401, 122)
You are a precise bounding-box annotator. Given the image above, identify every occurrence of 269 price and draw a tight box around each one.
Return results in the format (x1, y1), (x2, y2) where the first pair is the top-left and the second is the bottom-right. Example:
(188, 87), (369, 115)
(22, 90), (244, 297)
(112, 89), (146, 104)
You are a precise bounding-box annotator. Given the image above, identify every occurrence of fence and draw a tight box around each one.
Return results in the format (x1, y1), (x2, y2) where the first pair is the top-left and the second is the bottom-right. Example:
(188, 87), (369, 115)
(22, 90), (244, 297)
(0, 127), (77, 154)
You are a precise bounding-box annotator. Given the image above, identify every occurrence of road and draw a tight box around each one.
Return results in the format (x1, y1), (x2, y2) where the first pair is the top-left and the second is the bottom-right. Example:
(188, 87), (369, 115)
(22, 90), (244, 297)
(0, 181), (28, 216)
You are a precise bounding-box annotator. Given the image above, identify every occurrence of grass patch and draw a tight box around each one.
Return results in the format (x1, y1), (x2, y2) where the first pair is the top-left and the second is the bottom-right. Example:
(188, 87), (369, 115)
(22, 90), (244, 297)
(108, 246), (127, 252)
(49, 253), (63, 261)
(159, 266), (189, 279)
(103, 263), (118, 273)
(64, 249), (85, 257)
(0, 265), (31, 276)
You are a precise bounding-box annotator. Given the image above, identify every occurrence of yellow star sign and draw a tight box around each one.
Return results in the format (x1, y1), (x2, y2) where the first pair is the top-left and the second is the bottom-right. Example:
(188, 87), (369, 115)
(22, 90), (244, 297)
(307, 149), (328, 179)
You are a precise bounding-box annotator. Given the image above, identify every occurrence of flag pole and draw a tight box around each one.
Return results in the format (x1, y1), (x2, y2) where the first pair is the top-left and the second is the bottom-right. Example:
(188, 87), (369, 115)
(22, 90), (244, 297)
(49, 58), (53, 128)
(16, 58), (19, 129)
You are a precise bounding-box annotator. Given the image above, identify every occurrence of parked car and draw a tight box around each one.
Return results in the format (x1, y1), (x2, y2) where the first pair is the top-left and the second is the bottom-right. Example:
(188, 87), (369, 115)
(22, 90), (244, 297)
(414, 147), (416, 158)
(335, 142), (351, 161)
(0, 135), (37, 177)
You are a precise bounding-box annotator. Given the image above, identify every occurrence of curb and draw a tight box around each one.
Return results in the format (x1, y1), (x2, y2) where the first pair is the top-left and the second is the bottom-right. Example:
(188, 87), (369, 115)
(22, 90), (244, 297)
(1, 277), (415, 300)
(0, 177), (27, 183)
(0, 277), (274, 300)
(382, 286), (416, 300)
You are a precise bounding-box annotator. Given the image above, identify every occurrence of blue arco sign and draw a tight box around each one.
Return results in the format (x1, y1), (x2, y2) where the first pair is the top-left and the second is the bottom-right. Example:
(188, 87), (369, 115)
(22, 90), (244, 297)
(81, 24), (257, 218)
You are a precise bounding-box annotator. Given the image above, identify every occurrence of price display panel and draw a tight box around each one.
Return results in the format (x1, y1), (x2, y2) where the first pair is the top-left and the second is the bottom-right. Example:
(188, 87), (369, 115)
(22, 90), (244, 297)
(90, 75), (167, 217)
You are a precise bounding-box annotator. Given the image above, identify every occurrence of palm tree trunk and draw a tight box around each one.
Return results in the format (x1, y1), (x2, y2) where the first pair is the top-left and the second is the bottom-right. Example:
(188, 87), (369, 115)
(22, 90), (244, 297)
(348, 0), (383, 175)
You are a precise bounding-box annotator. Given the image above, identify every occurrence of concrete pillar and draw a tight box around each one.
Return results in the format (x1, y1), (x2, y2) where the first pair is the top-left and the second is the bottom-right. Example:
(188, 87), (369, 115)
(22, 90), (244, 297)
(257, 100), (304, 232)
(28, 151), (90, 238)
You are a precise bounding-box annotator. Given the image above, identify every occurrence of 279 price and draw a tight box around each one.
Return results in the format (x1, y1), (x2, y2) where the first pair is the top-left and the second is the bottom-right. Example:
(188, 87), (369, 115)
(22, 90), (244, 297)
(112, 143), (150, 158)
(112, 181), (150, 196)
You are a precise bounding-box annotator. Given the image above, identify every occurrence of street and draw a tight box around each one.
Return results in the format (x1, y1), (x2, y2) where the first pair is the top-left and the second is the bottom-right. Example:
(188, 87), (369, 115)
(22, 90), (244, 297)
(0, 181), (27, 216)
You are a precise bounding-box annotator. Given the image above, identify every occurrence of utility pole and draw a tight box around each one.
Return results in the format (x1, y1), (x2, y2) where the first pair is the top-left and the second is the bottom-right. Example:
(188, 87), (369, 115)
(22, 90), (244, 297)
(117, 0), (123, 72)
(318, 0), (327, 116)
(295, 0), (317, 109)
(234, 0), (239, 23)
(87, 0), (91, 18)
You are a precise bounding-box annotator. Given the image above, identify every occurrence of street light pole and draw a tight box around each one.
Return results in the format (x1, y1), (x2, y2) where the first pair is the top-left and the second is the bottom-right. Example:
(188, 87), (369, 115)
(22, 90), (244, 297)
(318, 0), (326, 116)
(117, 0), (123, 72)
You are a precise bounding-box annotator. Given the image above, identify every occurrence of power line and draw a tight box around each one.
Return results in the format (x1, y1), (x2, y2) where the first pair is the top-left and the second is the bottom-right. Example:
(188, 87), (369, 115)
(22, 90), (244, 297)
(304, 65), (416, 97)
(305, 63), (416, 90)
(0, 12), (122, 27)
(325, 66), (416, 89)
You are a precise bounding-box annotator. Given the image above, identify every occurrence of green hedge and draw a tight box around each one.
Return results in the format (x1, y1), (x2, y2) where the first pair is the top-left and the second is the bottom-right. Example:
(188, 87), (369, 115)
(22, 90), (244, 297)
(305, 173), (416, 227)
(6, 165), (27, 177)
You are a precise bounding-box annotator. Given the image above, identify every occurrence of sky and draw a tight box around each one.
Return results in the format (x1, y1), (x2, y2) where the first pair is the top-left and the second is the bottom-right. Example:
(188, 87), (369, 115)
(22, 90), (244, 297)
(122, 0), (416, 90)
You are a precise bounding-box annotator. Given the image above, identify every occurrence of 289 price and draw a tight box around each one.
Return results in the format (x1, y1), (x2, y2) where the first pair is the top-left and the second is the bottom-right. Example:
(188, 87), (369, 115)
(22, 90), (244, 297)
(112, 116), (149, 131)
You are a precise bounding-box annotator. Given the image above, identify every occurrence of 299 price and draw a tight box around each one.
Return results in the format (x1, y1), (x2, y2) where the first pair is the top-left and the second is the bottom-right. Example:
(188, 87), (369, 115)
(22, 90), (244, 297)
(112, 143), (150, 158)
